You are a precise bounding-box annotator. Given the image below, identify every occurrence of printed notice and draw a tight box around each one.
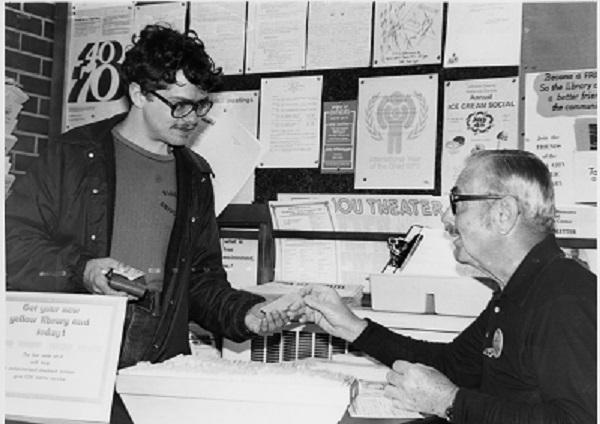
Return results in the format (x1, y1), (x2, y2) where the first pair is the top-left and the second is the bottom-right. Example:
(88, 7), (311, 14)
(306, 1), (372, 70)
(189, 2), (246, 75)
(321, 101), (357, 173)
(444, 2), (522, 67)
(6, 292), (127, 423)
(524, 69), (597, 204)
(245, 1), (308, 73)
(259, 76), (323, 168)
(221, 238), (259, 289)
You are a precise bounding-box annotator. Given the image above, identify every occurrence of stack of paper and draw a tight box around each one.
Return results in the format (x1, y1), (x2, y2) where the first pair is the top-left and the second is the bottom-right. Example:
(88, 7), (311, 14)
(5, 79), (29, 195)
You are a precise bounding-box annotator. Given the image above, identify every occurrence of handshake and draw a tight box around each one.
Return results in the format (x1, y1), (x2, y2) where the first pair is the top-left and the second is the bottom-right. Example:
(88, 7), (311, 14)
(244, 284), (368, 342)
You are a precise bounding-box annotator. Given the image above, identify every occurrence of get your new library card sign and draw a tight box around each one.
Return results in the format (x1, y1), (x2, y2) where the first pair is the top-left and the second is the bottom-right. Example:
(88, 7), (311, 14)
(6, 292), (127, 423)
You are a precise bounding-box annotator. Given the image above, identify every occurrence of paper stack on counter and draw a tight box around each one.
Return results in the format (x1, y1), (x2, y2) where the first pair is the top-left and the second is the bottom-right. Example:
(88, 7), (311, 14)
(246, 280), (364, 307)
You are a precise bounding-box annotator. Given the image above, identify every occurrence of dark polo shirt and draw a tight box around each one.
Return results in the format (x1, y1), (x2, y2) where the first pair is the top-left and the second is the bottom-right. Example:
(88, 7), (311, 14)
(354, 235), (596, 423)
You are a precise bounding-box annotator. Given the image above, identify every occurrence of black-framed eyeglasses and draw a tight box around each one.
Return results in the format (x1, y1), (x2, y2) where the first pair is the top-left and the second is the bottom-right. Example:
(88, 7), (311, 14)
(149, 90), (213, 119)
(449, 186), (505, 215)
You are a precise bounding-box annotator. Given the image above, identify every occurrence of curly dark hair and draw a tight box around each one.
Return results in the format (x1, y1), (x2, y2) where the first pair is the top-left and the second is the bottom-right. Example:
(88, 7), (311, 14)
(120, 24), (222, 93)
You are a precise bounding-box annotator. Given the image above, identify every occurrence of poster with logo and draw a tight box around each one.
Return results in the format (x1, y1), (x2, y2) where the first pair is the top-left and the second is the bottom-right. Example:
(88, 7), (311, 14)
(373, 1), (443, 67)
(355, 74), (438, 189)
(320, 101), (357, 173)
(441, 77), (519, 194)
(63, 5), (133, 131)
(524, 69), (597, 204)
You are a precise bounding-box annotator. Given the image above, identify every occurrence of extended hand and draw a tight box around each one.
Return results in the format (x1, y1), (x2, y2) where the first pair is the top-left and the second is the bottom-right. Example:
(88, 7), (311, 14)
(83, 257), (130, 296)
(244, 301), (290, 335)
(385, 360), (458, 418)
(298, 285), (367, 342)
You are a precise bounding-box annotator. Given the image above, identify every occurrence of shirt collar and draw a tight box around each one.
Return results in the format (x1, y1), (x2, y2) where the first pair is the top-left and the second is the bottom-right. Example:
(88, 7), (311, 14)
(501, 234), (564, 301)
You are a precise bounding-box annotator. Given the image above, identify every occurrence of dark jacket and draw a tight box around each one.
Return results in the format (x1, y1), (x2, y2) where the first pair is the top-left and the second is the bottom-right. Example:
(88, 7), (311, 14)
(6, 113), (264, 363)
(353, 235), (596, 424)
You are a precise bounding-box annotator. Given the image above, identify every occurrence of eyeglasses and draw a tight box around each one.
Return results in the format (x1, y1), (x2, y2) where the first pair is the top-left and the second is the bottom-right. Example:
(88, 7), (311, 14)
(149, 91), (213, 119)
(449, 186), (506, 215)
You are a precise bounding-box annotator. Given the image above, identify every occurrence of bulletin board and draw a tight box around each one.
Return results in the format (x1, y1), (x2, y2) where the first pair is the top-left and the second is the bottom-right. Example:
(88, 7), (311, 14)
(57, 1), (596, 251)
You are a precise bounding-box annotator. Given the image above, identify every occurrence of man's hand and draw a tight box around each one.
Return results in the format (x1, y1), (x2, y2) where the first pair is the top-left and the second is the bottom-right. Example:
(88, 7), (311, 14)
(83, 257), (130, 296)
(384, 360), (459, 418)
(244, 301), (290, 335)
(298, 285), (367, 342)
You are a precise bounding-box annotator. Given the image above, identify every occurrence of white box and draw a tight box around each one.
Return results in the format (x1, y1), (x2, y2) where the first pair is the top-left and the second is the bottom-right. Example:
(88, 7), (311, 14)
(370, 274), (493, 316)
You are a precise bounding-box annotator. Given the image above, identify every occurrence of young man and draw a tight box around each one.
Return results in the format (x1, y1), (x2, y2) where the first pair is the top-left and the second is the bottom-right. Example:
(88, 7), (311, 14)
(6, 24), (288, 421)
(299, 150), (596, 423)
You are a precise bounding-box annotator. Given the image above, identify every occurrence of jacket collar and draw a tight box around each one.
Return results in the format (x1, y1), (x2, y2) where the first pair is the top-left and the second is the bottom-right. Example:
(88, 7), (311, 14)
(61, 113), (128, 147)
(173, 146), (214, 176)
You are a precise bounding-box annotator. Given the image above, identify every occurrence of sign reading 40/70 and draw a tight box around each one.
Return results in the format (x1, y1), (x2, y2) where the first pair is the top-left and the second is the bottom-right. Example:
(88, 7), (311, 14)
(68, 40), (125, 103)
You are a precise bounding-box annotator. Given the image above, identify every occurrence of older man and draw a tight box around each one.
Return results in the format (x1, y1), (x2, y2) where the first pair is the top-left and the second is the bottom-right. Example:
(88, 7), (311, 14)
(300, 150), (596, 423)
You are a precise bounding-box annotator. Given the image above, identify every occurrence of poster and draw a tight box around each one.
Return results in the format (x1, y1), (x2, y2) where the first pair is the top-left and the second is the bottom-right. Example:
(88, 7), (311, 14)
(441, 77), (519, 193)
(306, 1), (372, 70)
(245, 1), (308, 73)
(355, 74), (438, 189)
(63, 4), (132, 131)
(259, 76), (323, 168)
(189, 2), (246, 75)
(444, 2), (522, 67)
(320, 101), (357, 173)
(524, 69), (597, 204)
(373, 1), (443, 67)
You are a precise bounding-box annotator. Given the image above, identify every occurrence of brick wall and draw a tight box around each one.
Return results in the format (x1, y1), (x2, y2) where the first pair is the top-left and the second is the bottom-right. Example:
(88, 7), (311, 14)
(5, 2), (56, 174)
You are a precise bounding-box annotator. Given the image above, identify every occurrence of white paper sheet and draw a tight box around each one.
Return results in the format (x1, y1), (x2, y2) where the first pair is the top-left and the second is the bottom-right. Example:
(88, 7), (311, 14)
(555, 204), (597, 239)
(572, 151), (597, 203)
(132, 2), (186, 36)
(189, 2), (246, 75)
(259, 76), (323, 168)
(190, 115), (266, 216)
(245, 1), (308, 73)
(444, 2), (522, 67)
(373, 1), (443, 67)
(209, 91), (260, 206)
(441, 77), (520, 194)
(306, 1), (372, 70)
(221, 237), (259, 289)
(63, 4), (132, 131)
(523, 69), (597, 204)
(355, 74), (438, 189)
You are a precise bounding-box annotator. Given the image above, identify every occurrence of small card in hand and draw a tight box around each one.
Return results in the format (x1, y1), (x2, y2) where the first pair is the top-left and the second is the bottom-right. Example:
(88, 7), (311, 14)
(107, 268), (147, 298)
(260, 291), (305, 315)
